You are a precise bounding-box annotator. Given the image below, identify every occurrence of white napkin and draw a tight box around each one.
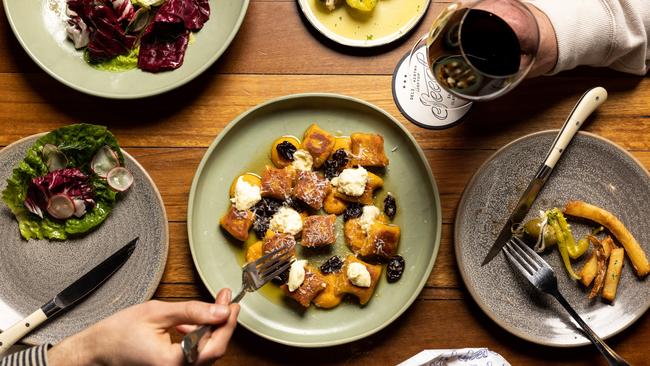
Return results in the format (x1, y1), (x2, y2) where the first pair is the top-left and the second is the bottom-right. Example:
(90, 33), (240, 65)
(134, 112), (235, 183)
(398, 348), (511, 366)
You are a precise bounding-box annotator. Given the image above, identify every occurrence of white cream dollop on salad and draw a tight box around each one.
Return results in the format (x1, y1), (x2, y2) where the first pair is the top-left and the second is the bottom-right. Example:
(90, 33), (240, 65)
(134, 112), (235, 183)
(330, 167), (368, 197)
(230, 177), (261, 211)
(291, 149), (314, 171)
(288, 260), (308, 292)
(359, 205), (380, 233)
(269, 207), (303, 235)
(347, 262), (371, 288)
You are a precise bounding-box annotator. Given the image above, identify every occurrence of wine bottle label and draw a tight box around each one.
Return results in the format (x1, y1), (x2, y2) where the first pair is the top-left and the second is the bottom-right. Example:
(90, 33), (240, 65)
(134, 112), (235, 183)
(392, 45), (472, 129)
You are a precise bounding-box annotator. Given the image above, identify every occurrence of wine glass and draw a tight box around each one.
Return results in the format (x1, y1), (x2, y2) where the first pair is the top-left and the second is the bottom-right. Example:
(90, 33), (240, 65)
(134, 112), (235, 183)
(410, 0), (540, 102)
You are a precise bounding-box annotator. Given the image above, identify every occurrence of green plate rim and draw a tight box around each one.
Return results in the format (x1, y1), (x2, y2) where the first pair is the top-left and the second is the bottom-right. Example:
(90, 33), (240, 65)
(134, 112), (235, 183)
(187, 93), (442, 347)
(454, 130), (650, 348)
(2, 0), (250, 99)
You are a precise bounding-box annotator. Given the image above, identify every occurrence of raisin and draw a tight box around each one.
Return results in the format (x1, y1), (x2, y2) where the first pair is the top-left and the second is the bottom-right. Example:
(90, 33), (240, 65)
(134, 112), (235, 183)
(253, 198), (281, 218)
(252, 216), (270, 239)
(323, 149), (349, 180)
(285, 197), (306, 213)
(384, 194), (397, 219)
(343, 203), (363, 221)
(252, 198), (282, 239)
(272, 267), (290, 285)
(320, 256), (344, 274)
(276, 141), (297, 161)
(386, 255), (405, 283)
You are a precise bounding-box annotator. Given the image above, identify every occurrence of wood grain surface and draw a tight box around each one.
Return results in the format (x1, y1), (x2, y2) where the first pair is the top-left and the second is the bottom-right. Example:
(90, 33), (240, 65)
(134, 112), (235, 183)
(1, 0), (649, 365)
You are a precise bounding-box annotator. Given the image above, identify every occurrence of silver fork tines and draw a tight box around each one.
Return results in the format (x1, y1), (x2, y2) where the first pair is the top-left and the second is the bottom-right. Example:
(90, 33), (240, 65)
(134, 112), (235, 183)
(504, 237), (629, 366)
(181, 244), (294, 364)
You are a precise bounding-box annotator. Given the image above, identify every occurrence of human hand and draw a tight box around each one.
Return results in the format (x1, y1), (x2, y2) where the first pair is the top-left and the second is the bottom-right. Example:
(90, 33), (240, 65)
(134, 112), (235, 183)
(48, 288), (240, 366)
(524, 3), (558, 77)
(475, 0), (558, 77)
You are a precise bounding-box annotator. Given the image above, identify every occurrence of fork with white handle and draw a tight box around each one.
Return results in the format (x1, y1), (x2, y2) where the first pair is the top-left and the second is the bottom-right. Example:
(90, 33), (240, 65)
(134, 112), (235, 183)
(180, 245), (294, 364)
(504, 236), (630, 366)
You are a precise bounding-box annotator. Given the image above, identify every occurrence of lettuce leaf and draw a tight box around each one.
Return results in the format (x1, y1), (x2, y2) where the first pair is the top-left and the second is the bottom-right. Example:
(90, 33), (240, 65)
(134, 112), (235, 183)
(2, 124), (123, 240)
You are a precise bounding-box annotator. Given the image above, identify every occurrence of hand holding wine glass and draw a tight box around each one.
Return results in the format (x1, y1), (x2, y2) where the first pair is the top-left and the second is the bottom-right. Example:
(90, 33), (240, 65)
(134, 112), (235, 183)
(410, 0), (557, 102)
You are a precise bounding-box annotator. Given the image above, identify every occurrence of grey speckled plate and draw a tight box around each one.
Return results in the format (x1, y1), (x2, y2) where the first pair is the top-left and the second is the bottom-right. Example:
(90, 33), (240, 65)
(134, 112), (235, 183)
(188, 93), (441, 347)
(3, 0), (248, 99)
(455, 131), (650, 347)
(0, 134), (168, 345)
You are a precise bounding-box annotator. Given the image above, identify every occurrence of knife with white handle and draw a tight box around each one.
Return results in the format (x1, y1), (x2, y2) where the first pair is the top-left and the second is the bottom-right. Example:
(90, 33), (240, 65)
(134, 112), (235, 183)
(0, 237), (138, 354)
(481, 87), (608, 266)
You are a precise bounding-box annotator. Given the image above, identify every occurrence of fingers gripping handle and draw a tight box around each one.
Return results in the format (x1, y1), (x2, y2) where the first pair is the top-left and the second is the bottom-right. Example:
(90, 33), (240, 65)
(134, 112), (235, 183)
(0, 309), (47, 355)
(544, 87), (608, 169)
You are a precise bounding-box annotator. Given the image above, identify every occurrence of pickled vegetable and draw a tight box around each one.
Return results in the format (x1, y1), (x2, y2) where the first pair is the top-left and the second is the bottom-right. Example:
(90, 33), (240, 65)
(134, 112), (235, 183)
(549, 209), (588, 259)
(523, 217), (557, 247)
(547, 209), (581, 280)
(346, 0), (377, 11)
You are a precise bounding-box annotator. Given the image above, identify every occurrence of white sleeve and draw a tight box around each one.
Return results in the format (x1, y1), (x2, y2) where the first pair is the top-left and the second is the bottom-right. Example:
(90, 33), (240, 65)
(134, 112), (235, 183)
(527, 0), (650, 75)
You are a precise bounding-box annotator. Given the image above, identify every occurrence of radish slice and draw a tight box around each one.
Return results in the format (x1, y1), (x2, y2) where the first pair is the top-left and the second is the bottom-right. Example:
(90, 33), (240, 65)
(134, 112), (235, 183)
(47, 194), (75, 220)
(41, 144), (58, 158)
(106, 167), (133, 192)
(127, 7), (153, 33)
(91, 146), (120, 178)
(73, 199), (87, 218)
(42, 144), (68, 172)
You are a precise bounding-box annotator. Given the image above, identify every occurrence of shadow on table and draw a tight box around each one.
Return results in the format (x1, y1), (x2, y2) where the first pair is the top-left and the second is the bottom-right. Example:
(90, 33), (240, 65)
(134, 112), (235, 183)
(459, 74), (644, 138)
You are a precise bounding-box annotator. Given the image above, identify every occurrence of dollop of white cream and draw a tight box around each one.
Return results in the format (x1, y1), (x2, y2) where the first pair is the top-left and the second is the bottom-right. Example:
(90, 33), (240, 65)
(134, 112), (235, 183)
(230, 176), (261, 211)
(330, 167), (368, 197)
(359, 205), (380, 233)
(291, 149), (313, 171)
(288, 260), (308, 292)
(347, 262), (371, 288)
(269, 207), (303, 235)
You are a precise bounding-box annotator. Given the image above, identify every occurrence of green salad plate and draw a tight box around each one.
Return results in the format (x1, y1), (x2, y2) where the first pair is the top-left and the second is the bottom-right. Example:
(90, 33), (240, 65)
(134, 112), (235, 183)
(3, 0), (249, 99)
(188, 93), (441, 347)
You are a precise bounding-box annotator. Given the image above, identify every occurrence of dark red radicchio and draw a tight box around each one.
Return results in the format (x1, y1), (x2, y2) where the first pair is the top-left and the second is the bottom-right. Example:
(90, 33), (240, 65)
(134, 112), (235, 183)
(138, 0), (210, 72)
(24, 168), (95, 219)
(66, 0), (136, 63)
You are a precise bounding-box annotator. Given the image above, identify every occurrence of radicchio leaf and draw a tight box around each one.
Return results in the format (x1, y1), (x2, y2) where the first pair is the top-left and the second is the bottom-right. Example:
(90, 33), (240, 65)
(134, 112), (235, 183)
(137, 0), (210, 72)
(153, 0), (210, 31)
(111, 0), (135, 22)
(65, 7), (91, 49)
(67, 1), (136, 63)
(24, 168), (95, 219)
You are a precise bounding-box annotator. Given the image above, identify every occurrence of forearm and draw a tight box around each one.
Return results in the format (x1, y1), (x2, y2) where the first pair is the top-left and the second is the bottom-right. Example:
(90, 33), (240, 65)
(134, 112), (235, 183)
(526, 3), (558, 77)
(47, 329), (100, 366)
(1, 345), (50, 366)
(527, 0), (650, 75)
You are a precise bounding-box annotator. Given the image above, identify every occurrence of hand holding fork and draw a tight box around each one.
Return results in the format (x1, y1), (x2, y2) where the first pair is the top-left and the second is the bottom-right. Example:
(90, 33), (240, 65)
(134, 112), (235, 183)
(181, 245), (294, 364)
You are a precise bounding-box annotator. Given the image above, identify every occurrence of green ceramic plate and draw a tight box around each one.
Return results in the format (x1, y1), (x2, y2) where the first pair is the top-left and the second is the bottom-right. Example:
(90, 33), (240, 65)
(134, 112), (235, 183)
(3, 0), (249, 99)
(297, 0), (430, 48)
(188, 93), (441, 347)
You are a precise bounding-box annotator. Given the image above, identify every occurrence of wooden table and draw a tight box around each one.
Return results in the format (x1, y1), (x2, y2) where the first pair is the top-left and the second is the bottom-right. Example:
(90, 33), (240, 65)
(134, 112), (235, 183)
(1, 1), (649, 364)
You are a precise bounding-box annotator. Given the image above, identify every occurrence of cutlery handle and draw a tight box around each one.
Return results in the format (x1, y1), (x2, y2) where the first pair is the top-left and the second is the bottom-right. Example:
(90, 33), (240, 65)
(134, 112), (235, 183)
(181, 289), (246, 364)
(552, 291), (630, 366)
(544, 87), (608, 169)
(0, 309), (47, 355)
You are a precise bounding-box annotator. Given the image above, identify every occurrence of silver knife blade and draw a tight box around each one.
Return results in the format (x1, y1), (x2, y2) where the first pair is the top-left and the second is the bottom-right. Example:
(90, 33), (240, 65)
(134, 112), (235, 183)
(41, 237), (138, 317)
(481, 165), (552, 266)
